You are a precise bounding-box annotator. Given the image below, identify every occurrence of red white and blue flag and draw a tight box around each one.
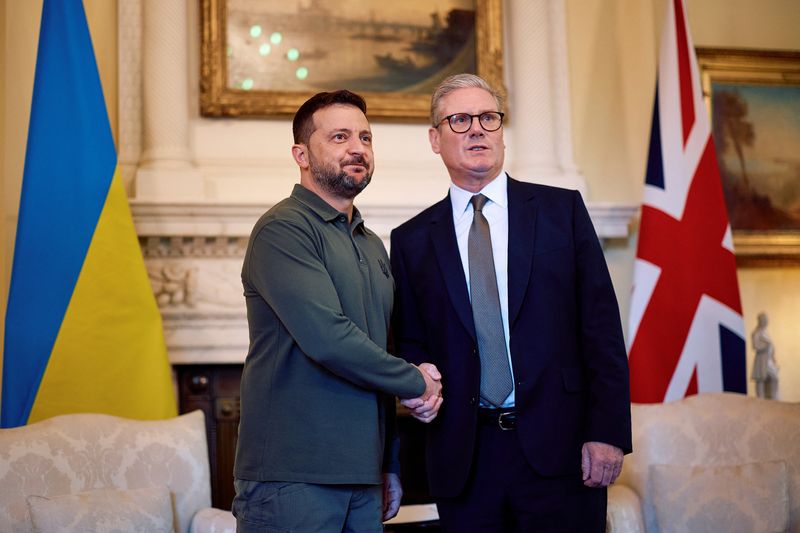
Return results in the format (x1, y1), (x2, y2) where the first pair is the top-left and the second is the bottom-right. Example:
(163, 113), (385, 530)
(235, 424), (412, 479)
(627, 0), (746, 403)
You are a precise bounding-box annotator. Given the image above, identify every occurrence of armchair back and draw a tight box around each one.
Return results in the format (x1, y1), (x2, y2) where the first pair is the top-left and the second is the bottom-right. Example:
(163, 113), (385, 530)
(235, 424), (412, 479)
(615, 393), (800, 532)
(0, 410), (211, 532)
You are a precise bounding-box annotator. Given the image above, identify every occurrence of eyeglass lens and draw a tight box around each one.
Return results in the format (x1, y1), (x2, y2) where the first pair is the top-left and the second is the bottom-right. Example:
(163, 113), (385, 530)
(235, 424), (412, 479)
(447, 112), (503, 133)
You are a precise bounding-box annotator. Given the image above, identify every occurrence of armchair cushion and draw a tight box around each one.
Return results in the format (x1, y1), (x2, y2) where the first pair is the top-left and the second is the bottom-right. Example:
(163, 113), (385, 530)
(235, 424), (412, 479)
(27, 485), (174, 533)
(650, 461), (789, 533)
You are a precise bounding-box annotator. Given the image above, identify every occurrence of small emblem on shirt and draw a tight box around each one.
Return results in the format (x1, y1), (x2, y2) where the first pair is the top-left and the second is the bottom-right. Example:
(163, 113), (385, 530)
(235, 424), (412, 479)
(378, 259), (390, 278)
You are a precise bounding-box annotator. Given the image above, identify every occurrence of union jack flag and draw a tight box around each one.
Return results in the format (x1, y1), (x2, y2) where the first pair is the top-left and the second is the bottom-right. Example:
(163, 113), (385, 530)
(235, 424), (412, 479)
(627, 0), (746, 403)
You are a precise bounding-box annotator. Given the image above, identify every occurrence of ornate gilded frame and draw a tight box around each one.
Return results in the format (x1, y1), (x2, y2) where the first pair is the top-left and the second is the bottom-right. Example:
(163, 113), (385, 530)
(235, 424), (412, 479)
(697, 47), (800, 266)
(200, 0), (505, 120)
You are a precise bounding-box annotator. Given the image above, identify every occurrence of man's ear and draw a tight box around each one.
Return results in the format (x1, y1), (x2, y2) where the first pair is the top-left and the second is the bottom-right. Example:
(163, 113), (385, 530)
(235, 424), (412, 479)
(292, 144), (309, 169)
(428, 127), (441, 154)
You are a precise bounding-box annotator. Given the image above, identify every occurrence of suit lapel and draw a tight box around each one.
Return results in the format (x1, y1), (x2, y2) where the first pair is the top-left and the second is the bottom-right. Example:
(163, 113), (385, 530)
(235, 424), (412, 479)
(507, 177), (538, 328)
(429, 198), (476, 341)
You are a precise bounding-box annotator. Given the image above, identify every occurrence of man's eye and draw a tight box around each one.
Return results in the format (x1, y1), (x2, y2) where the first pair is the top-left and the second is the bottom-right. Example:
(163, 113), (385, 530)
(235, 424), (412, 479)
(452, 114), (469, 124)
(333, 133), (346, 141)
(361, 135), (372, 143)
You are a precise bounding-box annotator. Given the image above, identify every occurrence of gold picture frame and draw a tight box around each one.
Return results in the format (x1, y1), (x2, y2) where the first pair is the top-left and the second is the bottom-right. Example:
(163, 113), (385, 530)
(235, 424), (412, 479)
(200, 0), (505, 120)
(697, 47), (800, 266)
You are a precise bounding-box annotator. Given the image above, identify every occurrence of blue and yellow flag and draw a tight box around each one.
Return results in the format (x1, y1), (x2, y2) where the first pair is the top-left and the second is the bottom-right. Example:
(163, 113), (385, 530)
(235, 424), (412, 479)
(1, 0), (176, 428)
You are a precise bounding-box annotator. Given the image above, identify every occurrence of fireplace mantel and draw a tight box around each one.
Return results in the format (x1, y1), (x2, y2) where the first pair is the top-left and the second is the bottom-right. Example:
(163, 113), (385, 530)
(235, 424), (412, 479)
(132, 201), (635, 364)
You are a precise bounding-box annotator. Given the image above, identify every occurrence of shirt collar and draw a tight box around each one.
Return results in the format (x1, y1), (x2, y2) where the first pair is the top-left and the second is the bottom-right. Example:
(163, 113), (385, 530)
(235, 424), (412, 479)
(291, 184), (363, 228)
(449, 171), (508, 217)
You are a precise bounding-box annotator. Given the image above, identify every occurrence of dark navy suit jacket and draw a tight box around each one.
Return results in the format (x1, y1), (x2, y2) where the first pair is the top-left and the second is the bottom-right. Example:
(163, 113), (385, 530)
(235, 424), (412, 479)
(390, 176), (632, 498)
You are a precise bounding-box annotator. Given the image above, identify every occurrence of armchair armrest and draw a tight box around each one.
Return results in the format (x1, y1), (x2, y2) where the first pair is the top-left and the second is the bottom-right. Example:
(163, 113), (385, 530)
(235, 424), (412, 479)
(190, 507), (236, 533)
(607, 484), (645, 533)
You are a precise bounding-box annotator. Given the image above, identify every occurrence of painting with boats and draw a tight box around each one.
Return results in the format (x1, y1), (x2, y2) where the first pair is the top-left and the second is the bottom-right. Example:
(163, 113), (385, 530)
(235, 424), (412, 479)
(200, 0), (503, 118)
(225, 0), (477, 94)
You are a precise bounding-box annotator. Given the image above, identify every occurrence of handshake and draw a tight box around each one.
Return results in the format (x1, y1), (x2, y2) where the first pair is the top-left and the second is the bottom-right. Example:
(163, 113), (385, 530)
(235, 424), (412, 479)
(402, 363), (443, 423)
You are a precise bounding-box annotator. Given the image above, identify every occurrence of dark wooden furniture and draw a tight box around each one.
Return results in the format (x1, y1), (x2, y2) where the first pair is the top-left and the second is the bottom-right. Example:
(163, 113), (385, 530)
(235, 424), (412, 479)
(175, 364), (242, 510)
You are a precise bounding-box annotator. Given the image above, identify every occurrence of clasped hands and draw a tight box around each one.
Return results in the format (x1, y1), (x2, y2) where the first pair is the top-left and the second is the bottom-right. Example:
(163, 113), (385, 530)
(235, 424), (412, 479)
(401, 363), (443, 423)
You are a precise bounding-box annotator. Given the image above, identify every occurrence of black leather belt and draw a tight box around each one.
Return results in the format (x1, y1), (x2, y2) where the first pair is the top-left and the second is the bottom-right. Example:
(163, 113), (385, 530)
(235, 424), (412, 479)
(477, 408), (517, 430)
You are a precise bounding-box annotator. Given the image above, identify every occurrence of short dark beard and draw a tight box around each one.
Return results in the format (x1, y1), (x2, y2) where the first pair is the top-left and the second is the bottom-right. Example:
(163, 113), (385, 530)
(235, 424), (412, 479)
(309, 154), (372, 199)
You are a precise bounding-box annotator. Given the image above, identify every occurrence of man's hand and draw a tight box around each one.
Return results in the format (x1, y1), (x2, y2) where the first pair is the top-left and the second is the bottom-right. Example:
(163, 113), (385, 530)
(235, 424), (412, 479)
(382, 472), (403, 521)
(581, 441), (624, 487)
(400, 363), (443, 423)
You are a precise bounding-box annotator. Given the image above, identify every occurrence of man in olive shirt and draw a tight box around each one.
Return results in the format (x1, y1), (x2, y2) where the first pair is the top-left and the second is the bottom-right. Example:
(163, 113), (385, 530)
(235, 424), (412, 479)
(233, 90), (443, 532)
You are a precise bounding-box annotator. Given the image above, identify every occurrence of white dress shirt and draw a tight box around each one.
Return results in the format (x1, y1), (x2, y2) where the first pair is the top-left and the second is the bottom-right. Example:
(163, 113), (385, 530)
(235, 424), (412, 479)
(449, 172), (515, 408)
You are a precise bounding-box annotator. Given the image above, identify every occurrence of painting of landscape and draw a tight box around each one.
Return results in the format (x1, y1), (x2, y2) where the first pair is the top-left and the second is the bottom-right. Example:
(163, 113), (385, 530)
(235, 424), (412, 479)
(226, 0), (477, 94)
(712, 83), (800, 231)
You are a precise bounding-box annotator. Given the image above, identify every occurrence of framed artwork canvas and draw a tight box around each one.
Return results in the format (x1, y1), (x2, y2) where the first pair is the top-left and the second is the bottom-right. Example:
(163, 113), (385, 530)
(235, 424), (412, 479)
(200, 0), (505, 120)
(697, 47), (800, 266)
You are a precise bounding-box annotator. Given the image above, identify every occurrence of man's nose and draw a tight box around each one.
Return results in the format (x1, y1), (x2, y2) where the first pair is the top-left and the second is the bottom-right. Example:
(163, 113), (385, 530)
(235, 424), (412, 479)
(347, 137), (368, 153)
(467, 118), (485, 136)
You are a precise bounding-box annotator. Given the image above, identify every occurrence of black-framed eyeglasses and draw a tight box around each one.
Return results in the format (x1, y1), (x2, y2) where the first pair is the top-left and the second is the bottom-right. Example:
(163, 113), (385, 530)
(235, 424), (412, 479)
(437, 112), (505, 133)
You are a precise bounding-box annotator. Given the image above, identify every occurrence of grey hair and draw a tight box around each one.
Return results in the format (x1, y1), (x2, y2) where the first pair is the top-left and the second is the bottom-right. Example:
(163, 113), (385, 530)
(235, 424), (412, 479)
(429, 73), (504, 127)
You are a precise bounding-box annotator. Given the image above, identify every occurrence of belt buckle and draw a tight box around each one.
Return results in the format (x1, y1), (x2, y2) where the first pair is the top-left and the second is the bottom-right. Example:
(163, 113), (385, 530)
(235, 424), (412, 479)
(497, 411), (515, 431)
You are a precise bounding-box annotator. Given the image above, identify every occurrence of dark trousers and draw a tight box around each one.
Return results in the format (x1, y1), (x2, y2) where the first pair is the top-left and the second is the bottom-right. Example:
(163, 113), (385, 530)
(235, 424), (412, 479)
(435, 424), (606, 533)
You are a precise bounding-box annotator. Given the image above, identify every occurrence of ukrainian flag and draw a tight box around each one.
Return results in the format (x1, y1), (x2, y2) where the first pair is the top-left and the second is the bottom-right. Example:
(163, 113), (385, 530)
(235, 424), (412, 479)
(1, 0), (176, 428)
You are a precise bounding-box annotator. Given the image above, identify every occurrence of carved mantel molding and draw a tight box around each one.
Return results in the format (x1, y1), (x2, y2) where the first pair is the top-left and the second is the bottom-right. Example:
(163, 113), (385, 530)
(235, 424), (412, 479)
(132, 201), (638, 250)
(132, 201), (636, 365)
(131, 202), (259, 364)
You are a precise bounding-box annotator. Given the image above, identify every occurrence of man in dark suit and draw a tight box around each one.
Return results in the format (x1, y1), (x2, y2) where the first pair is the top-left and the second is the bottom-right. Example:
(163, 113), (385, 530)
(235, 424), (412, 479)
(391, 74), (631, 532)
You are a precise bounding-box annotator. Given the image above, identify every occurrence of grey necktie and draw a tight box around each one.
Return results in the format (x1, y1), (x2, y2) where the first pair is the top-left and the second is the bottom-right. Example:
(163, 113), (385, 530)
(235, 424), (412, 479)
(468, 194), (513, 407)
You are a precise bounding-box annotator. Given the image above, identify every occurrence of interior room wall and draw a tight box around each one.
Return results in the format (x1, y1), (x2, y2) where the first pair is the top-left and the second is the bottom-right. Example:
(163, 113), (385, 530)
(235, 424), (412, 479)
(689, 0), (800, 402)
(565, 0), (800, 400)
(2, 0), (799, 402)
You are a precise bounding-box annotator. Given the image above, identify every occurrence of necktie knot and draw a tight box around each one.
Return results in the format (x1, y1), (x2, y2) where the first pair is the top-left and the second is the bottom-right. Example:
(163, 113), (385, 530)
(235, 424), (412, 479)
(471, 194), (489, 213)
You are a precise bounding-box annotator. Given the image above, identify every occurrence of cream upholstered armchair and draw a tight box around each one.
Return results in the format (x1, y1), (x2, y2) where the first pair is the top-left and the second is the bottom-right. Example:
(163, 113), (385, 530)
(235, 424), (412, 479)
(0, 410), (235, 532)
(607, 393), (800, 533)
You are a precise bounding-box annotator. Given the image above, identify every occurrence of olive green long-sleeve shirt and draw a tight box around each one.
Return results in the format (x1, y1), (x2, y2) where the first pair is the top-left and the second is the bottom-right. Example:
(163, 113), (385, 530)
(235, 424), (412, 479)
(234, 184), (425, 485)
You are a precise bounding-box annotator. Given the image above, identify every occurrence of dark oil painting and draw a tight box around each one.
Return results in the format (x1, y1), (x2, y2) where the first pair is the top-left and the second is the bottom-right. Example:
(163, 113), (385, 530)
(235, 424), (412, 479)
(712, 83), (800, 231)
(226, 0), (477, 94)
